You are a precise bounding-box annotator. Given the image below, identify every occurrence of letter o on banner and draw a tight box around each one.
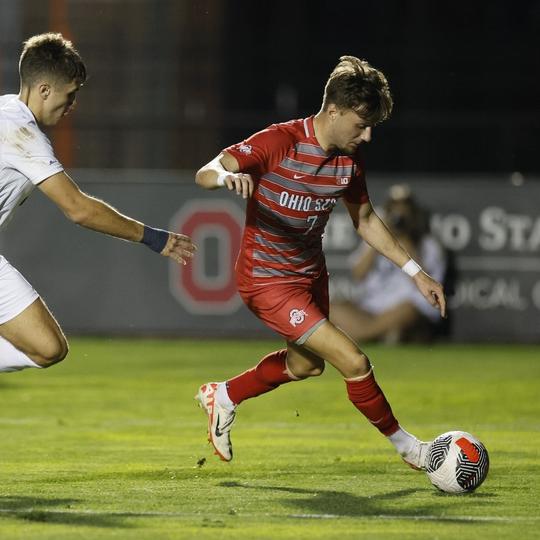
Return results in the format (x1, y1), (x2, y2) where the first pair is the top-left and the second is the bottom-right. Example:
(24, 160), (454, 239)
(169, 200), (244, 314)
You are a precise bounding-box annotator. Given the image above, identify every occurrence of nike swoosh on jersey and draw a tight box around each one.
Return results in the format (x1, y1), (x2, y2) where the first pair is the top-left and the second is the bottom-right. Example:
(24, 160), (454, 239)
(293, 174), (305, 179)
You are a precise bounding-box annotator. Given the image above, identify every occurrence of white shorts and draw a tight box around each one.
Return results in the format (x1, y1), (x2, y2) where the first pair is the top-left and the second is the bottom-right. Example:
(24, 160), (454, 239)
(0, 255), (39, 324)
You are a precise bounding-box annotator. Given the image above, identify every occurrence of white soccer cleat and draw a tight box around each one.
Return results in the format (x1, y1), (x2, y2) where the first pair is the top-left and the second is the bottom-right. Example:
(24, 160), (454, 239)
(195, 382), (236, 462)
(401, 439), (431, 471)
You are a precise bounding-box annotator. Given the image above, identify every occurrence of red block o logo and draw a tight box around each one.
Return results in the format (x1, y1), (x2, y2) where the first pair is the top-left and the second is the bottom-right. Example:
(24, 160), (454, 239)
(169, 200), (244, 314)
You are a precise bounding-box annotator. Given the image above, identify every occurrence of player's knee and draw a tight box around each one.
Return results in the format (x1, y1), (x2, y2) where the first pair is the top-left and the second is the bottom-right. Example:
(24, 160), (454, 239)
(304, 363), (325, 378)
(345, 352), (371, 379)
(288, 361), (325, 379)
(36, 337), (69, 367)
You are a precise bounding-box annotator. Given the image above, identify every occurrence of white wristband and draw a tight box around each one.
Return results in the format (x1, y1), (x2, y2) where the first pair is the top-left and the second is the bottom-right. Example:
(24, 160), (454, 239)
(216, 172), (228, 187)
(401, 259), (422, 277)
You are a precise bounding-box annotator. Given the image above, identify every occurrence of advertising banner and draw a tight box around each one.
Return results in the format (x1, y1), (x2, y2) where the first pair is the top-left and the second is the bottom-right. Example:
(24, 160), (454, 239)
(1, 170), (537, 342)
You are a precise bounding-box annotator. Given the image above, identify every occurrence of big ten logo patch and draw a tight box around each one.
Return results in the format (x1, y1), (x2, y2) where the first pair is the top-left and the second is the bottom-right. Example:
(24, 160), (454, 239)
(169, 200), (244, 314)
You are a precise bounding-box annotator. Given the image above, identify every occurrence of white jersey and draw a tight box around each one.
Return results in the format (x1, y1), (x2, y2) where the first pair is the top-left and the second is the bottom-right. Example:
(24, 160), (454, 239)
(0, 94), (63, 230)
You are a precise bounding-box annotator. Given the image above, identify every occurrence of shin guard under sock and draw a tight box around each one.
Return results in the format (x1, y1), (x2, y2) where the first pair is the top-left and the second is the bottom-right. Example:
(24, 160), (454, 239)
(345, 369), (399, 436)
(226, 349), (294, 405)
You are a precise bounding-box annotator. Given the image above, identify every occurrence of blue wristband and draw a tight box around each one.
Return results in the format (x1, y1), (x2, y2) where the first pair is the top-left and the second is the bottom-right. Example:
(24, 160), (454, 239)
(141, 225), (169, 253)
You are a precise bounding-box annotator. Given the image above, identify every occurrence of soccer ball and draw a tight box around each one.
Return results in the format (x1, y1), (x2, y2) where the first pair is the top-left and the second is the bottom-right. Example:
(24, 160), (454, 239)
(425, 431), (489, 493)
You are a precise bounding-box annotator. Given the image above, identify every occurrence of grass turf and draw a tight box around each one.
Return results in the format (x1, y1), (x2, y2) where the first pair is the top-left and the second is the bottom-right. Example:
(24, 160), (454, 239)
(0, 339), (538, 539)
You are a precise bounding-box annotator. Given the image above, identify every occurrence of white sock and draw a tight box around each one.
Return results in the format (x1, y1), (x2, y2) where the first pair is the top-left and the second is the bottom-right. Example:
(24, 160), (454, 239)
(0, 336), (41, 373)
(215, 382), (236, 410)
(387, 427), (417, 456)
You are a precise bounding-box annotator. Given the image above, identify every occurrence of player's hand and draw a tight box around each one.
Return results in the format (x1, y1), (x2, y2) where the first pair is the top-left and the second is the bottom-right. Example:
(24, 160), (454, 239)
(413, 271), (447, 318)
(161, 232), (197, 265)
(222, 173), (254, 199)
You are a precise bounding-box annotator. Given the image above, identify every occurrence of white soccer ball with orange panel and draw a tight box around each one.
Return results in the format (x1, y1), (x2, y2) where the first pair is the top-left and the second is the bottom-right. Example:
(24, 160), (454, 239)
(425, 431), (489, 493)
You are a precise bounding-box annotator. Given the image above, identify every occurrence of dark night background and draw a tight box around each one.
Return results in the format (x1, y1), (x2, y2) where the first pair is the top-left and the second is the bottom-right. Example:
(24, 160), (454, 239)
(1, 0), (538, 174)
(221, 1), (540, 173)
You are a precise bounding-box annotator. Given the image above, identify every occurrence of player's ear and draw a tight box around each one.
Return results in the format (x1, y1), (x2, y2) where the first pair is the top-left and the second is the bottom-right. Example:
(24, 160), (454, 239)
(327, 103), (339, 122)
(38, 83), (51, 100)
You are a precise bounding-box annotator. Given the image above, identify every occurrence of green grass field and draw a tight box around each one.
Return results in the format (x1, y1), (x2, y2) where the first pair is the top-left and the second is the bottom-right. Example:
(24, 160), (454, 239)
(0, 339), (538, 539)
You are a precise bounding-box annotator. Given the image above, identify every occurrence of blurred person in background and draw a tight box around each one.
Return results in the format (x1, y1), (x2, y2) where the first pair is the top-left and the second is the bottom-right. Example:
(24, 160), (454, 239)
(331, 184), (447, 343)
(194, 56), (446, 469)
(0, 33), (195, 375)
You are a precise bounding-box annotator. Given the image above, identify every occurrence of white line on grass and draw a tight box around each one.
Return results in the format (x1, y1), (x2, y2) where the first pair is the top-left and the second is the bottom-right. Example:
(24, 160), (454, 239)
(287, 513), (539, 523)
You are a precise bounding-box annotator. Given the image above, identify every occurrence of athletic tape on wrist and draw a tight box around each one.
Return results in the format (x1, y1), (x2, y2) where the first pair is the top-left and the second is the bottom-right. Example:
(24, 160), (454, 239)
(141, 225), (169, 254)
(401, 259), (422, 277)
(216, 172), (228, 187)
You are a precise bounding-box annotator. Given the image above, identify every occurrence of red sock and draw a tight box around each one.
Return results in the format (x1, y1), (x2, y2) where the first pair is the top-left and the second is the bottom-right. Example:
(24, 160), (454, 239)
(346, 370), (399, 436)
(226, 349), (294, 405)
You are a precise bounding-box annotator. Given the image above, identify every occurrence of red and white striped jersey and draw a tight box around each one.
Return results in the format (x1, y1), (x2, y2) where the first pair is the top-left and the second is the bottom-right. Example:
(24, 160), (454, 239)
(225, 116), (369, 282)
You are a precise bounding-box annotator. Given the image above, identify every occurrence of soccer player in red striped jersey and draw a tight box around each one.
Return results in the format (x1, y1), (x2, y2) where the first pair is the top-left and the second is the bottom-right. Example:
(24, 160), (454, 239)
(195, 56), (446, 469)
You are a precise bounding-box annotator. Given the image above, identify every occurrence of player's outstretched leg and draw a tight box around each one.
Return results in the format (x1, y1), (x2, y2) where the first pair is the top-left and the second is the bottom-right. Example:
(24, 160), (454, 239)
(0, 336), (42, 372)
(303, 321), (431, 470)
(346, 369), (430, 470)
(196, 349), (299, 461)
(0, 297), (68, 372)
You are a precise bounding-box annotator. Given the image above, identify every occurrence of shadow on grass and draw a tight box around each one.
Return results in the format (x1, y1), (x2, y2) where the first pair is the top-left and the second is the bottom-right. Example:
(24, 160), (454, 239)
(0, 496), (131, 528)
(219, 481), (497, 523)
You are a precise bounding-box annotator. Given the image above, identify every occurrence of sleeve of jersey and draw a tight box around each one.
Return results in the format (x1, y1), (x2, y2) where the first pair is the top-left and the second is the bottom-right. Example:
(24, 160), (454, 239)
(224, 125), (293, 177)
(343, 160), (370, 205)
(2, 122), (64, 185)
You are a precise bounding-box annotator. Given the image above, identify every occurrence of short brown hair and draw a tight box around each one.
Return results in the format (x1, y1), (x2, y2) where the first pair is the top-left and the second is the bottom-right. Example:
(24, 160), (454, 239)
(19, 32), (87, 87)
(322, 55), (393, 125)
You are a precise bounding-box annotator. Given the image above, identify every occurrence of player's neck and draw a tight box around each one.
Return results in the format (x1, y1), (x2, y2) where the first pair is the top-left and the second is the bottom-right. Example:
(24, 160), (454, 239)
(313, 111), (332, 153)
(18, 86), (31, 107)
(18, 87), (41, 124)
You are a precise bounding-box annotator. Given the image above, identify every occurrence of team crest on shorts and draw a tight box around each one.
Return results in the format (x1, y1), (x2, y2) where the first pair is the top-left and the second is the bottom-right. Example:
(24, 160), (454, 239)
(289, 308), (307, 327)
(239, 144), (252, 155)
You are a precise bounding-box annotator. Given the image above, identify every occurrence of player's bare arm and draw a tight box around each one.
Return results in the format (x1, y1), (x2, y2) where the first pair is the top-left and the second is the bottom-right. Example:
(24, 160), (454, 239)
(345, 199), (446, 318)
(195, 152), (253, 199)
(38, 172), (196, 265)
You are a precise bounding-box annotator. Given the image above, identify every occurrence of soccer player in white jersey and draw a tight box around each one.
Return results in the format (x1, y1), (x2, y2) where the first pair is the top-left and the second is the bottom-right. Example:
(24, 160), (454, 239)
(0, 33), (195, 374)
(194, 56), (446, 470)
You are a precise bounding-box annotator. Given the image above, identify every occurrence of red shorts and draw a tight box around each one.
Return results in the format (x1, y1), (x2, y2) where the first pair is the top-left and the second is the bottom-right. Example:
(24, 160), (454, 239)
(237, 272), (329, 344)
